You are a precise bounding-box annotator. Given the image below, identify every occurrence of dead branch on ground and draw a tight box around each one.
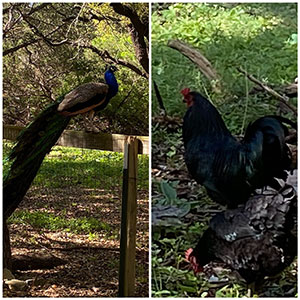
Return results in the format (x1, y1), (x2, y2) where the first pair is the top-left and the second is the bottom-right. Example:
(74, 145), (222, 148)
(237, 67), (297, 116)
(168, 39), (221, 93)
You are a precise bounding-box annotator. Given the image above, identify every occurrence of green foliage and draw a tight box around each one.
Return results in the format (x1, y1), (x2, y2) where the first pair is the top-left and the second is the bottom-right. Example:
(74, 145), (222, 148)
(214, 284), (249, 298)
(152, 220), (212, 297)
(8, 210), (110, 234)
(3, 142), (13, 179)
(3, 3), (148, 135)
(152, 160), (211, 296)
(152, 3), (297, 131)
(160, 180), (177, 204)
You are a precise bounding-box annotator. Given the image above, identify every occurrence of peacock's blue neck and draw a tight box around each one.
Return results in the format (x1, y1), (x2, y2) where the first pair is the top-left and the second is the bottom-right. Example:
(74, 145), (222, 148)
(105, 70), (119, 100)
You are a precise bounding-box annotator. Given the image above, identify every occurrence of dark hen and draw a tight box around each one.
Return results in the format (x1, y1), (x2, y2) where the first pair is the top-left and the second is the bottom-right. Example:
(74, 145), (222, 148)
(182, 89), (294, 207)
(185, 176), (297, 284)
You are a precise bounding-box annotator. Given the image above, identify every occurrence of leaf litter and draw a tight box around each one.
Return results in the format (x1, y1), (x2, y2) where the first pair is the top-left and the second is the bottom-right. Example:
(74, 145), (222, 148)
(5, 185), (149, 297)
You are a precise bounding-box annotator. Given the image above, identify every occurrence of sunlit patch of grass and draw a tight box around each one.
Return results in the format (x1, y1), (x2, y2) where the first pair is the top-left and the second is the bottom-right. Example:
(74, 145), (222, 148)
(8, 210), (111, 234)
(3, 142), (149, 190)
(152, 3), (297, 134)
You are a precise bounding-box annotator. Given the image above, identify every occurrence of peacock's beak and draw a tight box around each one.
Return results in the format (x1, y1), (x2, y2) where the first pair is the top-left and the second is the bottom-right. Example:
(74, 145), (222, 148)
(110, 65), (118, 72)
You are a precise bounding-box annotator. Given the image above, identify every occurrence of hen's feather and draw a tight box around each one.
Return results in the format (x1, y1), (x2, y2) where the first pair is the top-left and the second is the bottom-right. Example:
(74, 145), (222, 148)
(186, 176), (297, 283)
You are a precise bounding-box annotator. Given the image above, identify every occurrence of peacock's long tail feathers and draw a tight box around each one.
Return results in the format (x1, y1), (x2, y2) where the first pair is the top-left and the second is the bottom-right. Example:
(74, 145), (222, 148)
(4, 101), (70, 219)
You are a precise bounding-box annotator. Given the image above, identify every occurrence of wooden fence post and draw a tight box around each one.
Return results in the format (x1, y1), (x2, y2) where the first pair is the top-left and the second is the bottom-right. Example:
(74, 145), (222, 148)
(118, 137), (138, 297)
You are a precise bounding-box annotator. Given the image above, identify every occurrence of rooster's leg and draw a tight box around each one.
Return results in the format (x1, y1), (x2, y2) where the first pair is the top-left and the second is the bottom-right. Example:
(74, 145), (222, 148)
(247, 282), (256, 298)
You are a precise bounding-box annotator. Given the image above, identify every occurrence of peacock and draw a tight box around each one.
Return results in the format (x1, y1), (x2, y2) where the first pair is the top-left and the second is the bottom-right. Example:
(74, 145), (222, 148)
(4, 65), (119, 219)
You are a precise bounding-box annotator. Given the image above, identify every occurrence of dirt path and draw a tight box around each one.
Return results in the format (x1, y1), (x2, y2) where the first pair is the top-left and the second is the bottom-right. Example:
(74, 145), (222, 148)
(5, 187), (149, 297)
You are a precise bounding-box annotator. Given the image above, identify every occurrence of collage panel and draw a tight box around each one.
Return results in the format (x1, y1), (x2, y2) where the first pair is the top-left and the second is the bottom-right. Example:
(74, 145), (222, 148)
(3, 2), (149, 298)
(1, 1), (298, 299)
(152, 2), (297, 298)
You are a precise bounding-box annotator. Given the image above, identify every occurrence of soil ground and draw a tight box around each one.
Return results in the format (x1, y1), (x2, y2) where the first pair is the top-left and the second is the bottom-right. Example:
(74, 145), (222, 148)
(4, 186), (149, 297)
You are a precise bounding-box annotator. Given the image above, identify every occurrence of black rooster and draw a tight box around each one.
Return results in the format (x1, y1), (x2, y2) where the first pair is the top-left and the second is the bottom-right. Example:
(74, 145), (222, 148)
(185, 175), (297, 284)
(181, 88), (295, 207)
(4, 65), (118, 219)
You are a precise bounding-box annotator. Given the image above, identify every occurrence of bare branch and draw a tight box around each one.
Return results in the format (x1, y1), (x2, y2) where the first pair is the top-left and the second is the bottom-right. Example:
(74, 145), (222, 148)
(3, 3), (51, 37)
(110, 3), (149, 75)
(22, 16), (69, 46)
(110, 3), (146, 33)
(115, 87), (133, 112)
(153, 81), (166, 114)
(168, 39), (221, 93)
(78, 43), (148, 78)
(168, 39), (219, 81)
(3, 38), (42, 56)
(27, 3), (51, 16)
(237, 67), (297, 116)
(3, 6), (23, 38)
(3, 4), (22, 15)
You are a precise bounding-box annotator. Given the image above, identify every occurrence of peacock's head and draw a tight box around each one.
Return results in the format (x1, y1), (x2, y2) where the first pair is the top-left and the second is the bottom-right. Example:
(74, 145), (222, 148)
(106, 65), (118, 73)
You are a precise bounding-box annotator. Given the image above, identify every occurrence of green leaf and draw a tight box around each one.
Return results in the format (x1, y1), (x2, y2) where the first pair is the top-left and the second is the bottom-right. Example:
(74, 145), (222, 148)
(160, 180), (177, 203)
(177, 283), (197, 293)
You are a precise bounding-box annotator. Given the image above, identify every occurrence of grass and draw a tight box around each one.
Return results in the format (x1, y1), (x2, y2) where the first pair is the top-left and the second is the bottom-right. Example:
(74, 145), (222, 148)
(3, 138), (149, 297)
(3, 142), (149, 190)
(8, 210), (110, 234)
(4, 141), (149, 235)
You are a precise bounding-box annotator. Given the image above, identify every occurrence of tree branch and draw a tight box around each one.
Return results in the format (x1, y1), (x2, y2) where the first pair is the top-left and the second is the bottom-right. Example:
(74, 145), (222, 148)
(168, 39), (219, 81)
(78, 43), (148, 78)
(110, 3), (149, 76)
(237, 67), (297, 116)
(3, 4), (22, 37)
(3, 3), (52, 38)
(3, 3), (21, 15)
(153, 81), (166, 114)
(110, 3), (147, 37)
(22, 16), (69, 46)
(168, 39), (221, 93)
(3, 38), (41, 56)
(3, 3), (49, 15)
(27, 3), (51, 15)
(115, 88), (133, 111)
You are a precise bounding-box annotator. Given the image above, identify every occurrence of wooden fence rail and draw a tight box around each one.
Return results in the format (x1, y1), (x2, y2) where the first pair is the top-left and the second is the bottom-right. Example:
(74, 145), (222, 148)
(3, 125), (149, 155)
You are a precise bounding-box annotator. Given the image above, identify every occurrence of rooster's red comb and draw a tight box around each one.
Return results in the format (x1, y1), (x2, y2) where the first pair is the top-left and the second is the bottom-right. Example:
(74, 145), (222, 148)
(181, 88), (190, 97)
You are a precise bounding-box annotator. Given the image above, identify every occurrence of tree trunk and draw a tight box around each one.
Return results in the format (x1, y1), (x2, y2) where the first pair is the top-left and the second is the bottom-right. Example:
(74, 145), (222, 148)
(3, 220), (12, 271)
